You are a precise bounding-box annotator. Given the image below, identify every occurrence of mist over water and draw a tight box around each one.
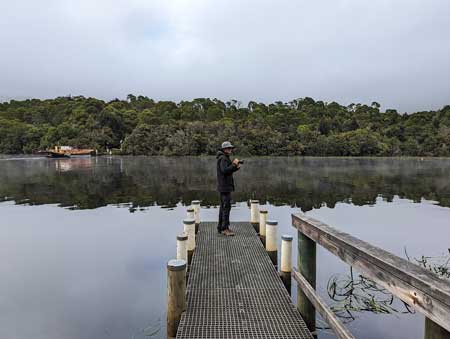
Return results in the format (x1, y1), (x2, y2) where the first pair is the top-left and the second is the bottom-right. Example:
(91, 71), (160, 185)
(0, 156), (449, 339)
(1, 156), (450, 210)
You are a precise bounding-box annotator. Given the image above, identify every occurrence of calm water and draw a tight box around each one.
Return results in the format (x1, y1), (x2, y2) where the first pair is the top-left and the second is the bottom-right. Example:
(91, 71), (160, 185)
(1, 156), (449, 339)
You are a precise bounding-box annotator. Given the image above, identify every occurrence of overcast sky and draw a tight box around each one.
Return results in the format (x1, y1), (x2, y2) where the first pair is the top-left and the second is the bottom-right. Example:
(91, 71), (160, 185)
(1, 0), (449, 112)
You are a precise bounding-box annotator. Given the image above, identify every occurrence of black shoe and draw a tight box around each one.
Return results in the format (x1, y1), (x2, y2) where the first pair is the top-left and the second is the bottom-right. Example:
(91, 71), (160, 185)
(222, 229), (235, 236)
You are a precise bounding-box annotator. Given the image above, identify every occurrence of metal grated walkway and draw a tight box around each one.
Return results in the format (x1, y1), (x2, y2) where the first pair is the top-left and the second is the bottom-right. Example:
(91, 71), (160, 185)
(176, 222), (313, 339)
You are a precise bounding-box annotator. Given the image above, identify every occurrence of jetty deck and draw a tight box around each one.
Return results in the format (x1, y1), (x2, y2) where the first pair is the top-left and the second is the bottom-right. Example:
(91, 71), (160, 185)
(176, 221), (312, 339)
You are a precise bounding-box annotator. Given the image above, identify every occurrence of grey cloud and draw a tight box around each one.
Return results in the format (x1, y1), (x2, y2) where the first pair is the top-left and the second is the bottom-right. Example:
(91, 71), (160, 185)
(1, 0), (449, 112)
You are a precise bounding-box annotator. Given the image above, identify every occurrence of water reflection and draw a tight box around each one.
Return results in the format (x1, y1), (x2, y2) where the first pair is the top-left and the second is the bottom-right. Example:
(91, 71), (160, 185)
(1, 157), (450, 339)
(54, 157), (95, 172)
(1, 156), (450, 210)
(0, 203), (171, 339)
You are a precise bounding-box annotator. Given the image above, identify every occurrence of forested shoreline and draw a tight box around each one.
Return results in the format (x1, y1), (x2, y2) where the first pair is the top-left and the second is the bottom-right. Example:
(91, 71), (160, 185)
(1, 95), (449, 156)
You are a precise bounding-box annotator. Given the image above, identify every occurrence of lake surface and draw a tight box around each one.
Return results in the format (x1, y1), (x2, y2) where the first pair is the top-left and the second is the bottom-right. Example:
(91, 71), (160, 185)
(0, 156), (449, 339)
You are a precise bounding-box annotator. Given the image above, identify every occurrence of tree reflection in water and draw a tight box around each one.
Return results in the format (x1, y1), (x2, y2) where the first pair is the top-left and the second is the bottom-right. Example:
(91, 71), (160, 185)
(1, 156), (450, 211)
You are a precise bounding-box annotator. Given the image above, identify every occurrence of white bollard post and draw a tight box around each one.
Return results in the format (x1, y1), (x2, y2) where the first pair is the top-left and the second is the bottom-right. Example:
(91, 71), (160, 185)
(281, 234), (293, 294)
(259, 210), (268, 246)
(183, 218), (196, 265)
(266, 220), (278, 267)
(167, 259), (187, 338)
(186, 207), (195, 220)
(191, 200), (201, 234)
(176, 234), (188, 261)
(250, 200), (260, 232)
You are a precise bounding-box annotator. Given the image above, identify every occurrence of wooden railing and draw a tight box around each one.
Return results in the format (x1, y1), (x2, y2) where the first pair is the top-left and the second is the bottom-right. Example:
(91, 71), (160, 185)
(291, 213), (450, 339)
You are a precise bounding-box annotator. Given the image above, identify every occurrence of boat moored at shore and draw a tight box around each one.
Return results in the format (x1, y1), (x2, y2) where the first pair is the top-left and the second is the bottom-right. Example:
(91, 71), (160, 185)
(39, 146), (96, 158)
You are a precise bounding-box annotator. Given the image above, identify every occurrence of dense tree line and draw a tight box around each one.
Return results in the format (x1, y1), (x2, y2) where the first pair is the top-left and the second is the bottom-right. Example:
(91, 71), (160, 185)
(1, 95), (449, 156)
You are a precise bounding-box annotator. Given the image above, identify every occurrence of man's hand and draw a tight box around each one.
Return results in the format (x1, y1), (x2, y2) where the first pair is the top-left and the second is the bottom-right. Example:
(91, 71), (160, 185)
(232, 158), (240, 168)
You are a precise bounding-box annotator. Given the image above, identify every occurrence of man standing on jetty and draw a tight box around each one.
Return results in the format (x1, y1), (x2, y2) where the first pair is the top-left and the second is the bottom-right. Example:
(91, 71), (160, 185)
(216, 141), (241, 236)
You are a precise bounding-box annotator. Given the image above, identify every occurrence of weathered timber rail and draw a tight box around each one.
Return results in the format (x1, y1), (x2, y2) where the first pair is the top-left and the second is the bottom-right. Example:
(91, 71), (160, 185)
(292, 213), (450, 338)
(176, 221), (313, 339)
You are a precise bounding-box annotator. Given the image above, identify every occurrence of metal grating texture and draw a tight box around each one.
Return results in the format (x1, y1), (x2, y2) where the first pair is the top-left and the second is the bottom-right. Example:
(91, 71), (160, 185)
(176, 221), (313, 339)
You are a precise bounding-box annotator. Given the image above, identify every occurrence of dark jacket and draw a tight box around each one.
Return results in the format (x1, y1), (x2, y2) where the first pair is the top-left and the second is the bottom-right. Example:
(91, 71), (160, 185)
(216, 150), (240, 192)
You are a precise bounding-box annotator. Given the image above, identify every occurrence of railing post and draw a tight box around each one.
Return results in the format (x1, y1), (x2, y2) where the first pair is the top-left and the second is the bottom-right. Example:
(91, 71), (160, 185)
(425, 317), (450, 339)
(259, 209), (268, 246)
(191, 200), (200, 234)
(176, 234), (188, 261)
(250, 200), (260, 233)
(297, 230), (316, 334)
(183, 218), (196, 266)
(281, 234), (293, 294)
(167, 259), (187, 339)
(266, 220), (278, 267)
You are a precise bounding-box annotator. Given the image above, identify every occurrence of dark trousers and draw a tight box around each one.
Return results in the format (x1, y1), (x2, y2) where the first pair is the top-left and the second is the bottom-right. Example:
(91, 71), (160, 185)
(218, 192), (231, 232)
